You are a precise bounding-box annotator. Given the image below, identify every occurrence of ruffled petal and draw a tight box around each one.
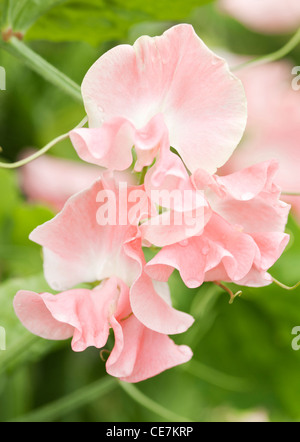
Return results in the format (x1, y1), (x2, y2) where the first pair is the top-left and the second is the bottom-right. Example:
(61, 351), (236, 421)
(13, 282), (121, 352)
(29, 178), (143, 291)
(125, 236), (195, 334)
(107, 314), (193, 383)
(79, 24), (247, 174)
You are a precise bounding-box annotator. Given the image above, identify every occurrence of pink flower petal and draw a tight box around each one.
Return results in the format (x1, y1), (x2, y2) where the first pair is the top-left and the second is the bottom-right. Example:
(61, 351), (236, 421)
(251, 232), (290, 271)
(14, 277), (193, 382)
(13, 290), (74, 341)
(75, 24), (246, 174)
(146, 214), (258, 287)
(125, 236), (195, 335)
(70, 114), (168, 172)
(207, 161), (291, 234)
(29, 178), (144, 291)
(13, 281), (121, 352)
(214, 160), (279, 201)
(107, 315), (193, 383)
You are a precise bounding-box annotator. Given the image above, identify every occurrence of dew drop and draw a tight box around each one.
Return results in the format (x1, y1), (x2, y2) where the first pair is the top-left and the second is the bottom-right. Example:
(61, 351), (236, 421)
(201, 245), (210, 255)
(179, 239), (189, 247)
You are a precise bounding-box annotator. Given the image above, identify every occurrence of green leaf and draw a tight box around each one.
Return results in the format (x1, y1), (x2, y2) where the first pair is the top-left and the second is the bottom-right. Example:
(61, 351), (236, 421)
(0, 0), (66, 33)
(24, 0), (214, 45)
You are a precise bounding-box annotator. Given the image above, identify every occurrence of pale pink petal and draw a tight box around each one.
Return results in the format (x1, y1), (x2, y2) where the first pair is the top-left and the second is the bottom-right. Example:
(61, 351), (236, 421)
(78, 24), (247, 174)
(145, 238), (208, 288)
(219, 0), (300, 34)
(143, 147), (210, 247)
(13, 290), (74, 341)
(146, 214), (257, 287)
(145, 144), (208, 212)
(70, 114), (168, 172)
(13, 282), (120, 351)
(214, 160), (279, 201)
(70, 120), (134, 170)
(231, 271), (273, 288)
(207, 232), (289, 287)
(207, 162), (291, 234)
(251, 232), (290, 271)
(107, 314), (193, 383)
(29, 178), (143, 291)
(125, 236), (195, 335)
(140, 207), (210, 248)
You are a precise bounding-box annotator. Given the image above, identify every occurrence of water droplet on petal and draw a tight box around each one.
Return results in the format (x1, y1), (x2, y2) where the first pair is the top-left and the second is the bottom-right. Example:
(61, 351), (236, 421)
(201, 246), (210, 255)
(179, 239), (189, 247)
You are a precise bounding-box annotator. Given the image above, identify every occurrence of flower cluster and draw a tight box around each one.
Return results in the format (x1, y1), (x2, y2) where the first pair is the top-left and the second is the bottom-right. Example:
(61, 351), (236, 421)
(14, 25), (290, 382)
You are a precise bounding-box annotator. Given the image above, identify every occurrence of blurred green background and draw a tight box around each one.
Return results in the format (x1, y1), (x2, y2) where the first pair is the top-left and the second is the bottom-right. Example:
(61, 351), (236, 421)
(0, 0), (300, 422)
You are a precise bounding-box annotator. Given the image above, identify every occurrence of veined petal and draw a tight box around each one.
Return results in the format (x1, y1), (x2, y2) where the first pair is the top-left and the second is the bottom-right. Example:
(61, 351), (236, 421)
(107, 315), (192, 383)
(29, 178), (144, 291)
(78, 24), (247, 174)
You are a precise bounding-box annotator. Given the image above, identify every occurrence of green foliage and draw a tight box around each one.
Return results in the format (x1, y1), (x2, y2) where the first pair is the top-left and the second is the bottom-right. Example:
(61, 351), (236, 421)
(0, 0), (65, 32)
(0, 169), (54, 279)
(0, 0), (214, 45)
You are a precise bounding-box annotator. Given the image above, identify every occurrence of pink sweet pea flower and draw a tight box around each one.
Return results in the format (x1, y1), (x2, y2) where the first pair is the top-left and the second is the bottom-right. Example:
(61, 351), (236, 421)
(140, 138), (211, 247)
(28, 176), (194, 335)
(14, 278), (192, 383)
(146, 161), (290, 288)
(219, 0), (300, 34)
(69, 24), (247, 176)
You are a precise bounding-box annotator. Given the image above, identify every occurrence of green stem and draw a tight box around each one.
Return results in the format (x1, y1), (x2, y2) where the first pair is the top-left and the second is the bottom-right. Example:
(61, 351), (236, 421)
(138, 166), (149, 186)
(213, 281), (242, 304)
(1, 36), (82, 102)
(233, 27), (300, 72)
(183, 360), (250, 392)
(119, 381), (193, 422)
(8, 377), (117, 422)
(272, 277), (300, 291)
(0, 115), (87, 169)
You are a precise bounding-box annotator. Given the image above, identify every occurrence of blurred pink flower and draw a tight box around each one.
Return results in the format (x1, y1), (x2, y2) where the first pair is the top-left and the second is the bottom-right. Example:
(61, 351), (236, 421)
(221, 61), (300, 223)
(14, 278), (192, 383)
(70, 24), (246, 176)
(29, 176), (194, 336)
(146, 160), (290, 288)
(19, 150), (135, 212)
(219, 0), (300, 34)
